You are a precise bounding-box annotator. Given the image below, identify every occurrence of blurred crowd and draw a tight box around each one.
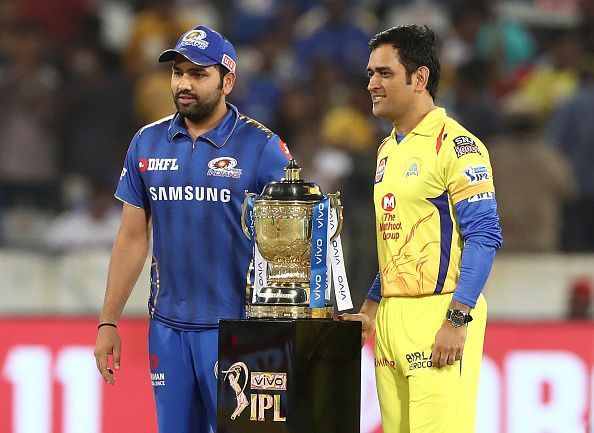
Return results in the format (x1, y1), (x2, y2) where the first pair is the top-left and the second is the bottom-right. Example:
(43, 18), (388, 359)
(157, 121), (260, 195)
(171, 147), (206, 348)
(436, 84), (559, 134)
(1, 0), (593, 301)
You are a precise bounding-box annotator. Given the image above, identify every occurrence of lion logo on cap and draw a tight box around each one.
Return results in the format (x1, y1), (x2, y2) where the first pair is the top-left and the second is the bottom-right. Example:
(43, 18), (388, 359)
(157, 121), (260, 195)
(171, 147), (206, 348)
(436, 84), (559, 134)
(182, 30), (209, 49)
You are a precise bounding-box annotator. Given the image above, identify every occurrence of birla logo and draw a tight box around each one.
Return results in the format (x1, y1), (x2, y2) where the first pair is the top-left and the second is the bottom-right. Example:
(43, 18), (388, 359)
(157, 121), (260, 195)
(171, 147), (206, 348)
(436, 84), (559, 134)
(382, 193), (396, 212)
(139, 158), (179, 172)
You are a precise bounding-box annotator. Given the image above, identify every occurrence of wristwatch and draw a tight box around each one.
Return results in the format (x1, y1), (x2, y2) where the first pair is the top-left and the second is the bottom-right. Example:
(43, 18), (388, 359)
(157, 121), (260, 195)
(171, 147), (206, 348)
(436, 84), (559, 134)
(446, 309), (473, 327)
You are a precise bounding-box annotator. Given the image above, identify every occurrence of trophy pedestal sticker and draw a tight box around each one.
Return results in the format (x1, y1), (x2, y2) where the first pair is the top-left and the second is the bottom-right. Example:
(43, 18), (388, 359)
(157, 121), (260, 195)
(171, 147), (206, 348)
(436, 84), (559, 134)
(216, 319), (361, 433)
(241, 159), (351, 319)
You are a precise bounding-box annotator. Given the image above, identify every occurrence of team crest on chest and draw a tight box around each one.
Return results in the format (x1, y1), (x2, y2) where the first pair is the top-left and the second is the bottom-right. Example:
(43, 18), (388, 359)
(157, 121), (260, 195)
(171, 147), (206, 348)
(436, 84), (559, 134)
(208, 157), (243, 178)
(405, 158), (421, 178)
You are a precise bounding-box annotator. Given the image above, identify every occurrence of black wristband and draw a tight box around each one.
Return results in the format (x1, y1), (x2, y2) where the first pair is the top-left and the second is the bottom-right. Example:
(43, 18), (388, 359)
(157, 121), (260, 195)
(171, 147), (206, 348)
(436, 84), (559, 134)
(98, 322), (117, 330)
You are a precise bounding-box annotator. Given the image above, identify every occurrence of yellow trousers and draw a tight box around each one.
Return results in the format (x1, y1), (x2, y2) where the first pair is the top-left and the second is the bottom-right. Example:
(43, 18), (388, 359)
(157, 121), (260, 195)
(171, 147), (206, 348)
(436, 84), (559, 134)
(374, 293), (487, 433)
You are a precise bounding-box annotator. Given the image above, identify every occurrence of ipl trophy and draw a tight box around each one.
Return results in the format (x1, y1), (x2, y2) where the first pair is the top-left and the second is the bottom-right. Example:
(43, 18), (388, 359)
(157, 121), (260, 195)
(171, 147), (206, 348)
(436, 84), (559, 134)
(241, 159), (349, 319)
(217, 160), (360, 433)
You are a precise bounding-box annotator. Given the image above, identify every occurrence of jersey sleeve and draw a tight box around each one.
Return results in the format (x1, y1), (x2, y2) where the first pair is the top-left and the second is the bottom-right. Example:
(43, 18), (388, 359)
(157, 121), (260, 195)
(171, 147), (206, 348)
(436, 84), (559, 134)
(452, 195), (503, 307)
(115, 131), (149, 208)
(437, 134), (495, 205)
(366, 272), (382, 302)
(255, 135), (293, 192)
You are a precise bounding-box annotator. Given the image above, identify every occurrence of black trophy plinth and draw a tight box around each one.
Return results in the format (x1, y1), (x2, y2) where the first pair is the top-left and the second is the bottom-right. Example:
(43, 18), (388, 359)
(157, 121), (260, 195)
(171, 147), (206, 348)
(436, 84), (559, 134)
(217, 319), (361, 433)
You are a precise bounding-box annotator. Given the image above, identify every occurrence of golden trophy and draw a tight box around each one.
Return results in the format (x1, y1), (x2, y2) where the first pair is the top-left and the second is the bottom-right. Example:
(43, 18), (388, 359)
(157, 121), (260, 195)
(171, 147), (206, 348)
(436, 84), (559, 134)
(241, 159), (344, 319)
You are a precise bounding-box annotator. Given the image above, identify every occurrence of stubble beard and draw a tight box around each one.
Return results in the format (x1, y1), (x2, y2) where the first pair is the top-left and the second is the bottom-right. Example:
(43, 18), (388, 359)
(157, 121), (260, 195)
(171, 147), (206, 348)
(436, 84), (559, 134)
(174, 88), (223, 124)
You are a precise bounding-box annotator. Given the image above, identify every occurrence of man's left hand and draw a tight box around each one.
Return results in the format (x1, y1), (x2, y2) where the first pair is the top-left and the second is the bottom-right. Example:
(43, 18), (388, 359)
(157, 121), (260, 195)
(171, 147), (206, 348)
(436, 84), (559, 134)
(431, 322), (467, 368)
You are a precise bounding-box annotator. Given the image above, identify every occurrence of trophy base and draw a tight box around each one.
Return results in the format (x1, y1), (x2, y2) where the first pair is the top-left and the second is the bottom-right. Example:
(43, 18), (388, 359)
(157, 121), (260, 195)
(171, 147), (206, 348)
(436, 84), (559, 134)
(246, 304), (334, 319)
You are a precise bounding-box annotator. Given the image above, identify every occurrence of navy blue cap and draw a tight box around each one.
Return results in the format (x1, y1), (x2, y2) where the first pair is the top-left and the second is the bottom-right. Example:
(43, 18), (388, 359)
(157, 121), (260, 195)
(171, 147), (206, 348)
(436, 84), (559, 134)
(158, 25), (236, 74)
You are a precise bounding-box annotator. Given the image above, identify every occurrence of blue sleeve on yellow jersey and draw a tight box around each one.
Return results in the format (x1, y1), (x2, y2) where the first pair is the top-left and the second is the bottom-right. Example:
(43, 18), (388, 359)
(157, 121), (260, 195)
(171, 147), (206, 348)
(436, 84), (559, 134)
(367, 272), (382, 302)
(453, 194), (503, 308)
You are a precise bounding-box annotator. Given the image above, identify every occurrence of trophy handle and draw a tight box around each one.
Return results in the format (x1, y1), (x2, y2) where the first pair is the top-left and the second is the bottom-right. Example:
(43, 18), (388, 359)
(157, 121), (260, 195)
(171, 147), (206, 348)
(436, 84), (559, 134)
(328, 192), (344, 242)
(245, 258), (254, 313)
(241, 192), (257, 240)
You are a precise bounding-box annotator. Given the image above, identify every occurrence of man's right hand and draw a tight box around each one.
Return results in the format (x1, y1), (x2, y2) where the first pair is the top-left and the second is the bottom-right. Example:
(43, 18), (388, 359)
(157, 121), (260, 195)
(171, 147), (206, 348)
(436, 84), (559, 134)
(94, 326), (122, 385)
(339, 298), (379, 347)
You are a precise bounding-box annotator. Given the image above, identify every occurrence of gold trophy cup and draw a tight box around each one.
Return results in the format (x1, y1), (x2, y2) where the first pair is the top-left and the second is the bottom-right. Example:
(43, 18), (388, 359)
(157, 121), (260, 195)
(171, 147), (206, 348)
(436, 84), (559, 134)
(241, 160), (343, 319)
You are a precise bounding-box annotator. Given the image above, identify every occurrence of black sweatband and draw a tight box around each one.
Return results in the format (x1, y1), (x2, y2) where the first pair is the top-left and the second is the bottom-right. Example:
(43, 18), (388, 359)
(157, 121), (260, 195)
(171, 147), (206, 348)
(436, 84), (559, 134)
(97, 322), (117, 330)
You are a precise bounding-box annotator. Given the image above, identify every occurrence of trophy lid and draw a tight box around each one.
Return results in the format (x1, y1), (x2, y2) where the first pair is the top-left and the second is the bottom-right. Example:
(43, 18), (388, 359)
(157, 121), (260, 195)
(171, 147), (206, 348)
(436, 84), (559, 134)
(259, 159), (324, 201)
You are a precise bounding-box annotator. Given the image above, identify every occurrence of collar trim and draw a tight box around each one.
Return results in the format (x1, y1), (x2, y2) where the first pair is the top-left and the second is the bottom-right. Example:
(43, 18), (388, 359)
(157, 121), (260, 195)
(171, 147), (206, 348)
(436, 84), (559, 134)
(166, 103), (239, 147)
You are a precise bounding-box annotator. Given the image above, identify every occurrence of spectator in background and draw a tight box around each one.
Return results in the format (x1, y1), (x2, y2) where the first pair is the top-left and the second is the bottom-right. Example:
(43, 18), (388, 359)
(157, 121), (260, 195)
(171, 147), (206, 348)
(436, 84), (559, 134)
(474, 0), (535, 96)
(320, 78), (379, 307)
(0, 0), (19, 66)
(293, 0), (373, 80)
(567, 278), (593, 320)
(122, 0), (192, 78)
(510, 30), (581, 120)
(438, 0), (487, 96)
(489, 100), (576, 252)
(441, 0), (486, 71)
(579, 0), (594, 53)
(220, 0), (281, 45)
(547, 54), (594, 251)
(0, 22), (61, 209)
(230, 32), (284, 126)
(44, 181), (121, 252)
(448, 58), (506, 141)
(62, 40), (132, 182)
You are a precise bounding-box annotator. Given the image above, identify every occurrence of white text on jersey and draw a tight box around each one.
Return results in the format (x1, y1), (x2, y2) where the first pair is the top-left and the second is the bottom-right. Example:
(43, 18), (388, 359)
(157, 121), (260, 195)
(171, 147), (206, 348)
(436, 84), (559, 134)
(140, 158), (179, 171)
(149, 186), (231, 202)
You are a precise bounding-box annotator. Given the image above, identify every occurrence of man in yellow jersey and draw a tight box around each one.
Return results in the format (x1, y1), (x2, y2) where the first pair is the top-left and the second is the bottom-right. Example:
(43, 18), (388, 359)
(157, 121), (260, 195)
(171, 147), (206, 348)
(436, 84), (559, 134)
(341, 25), (503, 433)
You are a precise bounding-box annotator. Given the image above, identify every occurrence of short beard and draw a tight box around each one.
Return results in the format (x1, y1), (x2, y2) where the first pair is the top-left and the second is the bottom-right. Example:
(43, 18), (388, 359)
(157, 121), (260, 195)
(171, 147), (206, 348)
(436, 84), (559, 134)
(174, 88), (223, 124)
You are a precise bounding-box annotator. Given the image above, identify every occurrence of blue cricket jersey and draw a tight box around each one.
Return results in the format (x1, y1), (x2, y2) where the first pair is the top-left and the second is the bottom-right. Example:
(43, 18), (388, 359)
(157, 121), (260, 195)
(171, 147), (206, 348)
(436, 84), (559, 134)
(116, 103), (291, 329)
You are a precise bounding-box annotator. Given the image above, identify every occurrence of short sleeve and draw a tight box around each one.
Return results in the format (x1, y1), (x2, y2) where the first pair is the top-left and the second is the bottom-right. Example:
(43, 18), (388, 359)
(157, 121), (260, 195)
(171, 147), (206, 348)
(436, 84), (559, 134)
(437, 134), (496, 205)
(256, 135), (293, 192)
(115, 131), (149, 208)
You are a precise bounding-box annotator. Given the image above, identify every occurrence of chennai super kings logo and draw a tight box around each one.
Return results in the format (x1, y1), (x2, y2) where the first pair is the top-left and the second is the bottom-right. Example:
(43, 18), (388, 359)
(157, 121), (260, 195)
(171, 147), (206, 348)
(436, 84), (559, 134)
(222, 362), (287, 422)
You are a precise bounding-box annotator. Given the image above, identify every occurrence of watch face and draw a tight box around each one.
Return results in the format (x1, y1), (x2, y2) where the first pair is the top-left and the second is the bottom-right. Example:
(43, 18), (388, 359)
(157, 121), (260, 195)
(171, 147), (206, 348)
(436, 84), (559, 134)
(448, 309), (466, 327)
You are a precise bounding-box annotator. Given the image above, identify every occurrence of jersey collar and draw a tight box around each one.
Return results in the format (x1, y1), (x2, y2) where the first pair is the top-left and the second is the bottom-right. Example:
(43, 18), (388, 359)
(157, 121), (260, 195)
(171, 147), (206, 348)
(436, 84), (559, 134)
(167, 103), (239, 147)
(409, 107), (446, 137)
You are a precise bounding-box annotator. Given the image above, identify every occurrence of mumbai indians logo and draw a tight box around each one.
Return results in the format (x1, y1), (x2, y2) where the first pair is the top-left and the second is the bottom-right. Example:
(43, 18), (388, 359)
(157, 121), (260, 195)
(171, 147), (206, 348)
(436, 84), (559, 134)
(207, 157), (242, 178)
(222, 362), (287, 422)
(181, 30), (209, 49)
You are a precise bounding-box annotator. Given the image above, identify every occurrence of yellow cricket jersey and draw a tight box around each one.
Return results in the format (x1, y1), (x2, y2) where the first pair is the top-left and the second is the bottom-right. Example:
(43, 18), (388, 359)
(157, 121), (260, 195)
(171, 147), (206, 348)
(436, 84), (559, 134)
(374, 107), (495, 297)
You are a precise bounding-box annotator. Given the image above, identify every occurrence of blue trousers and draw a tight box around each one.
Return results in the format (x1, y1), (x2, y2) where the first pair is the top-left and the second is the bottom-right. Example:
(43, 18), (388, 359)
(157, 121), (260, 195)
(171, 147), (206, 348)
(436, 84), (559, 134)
(148, 320), (218, 433)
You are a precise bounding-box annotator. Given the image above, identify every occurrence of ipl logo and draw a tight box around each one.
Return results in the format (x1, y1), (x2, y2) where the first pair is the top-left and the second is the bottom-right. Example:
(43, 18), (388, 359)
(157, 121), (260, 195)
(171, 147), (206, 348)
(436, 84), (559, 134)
(222, 362), (250, 420)
(222, 362), (287, 422)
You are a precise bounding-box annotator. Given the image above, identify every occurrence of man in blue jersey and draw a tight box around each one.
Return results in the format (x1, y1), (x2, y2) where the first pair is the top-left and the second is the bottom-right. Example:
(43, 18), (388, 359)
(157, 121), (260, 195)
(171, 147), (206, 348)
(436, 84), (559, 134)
(93, 25), (292, 433)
